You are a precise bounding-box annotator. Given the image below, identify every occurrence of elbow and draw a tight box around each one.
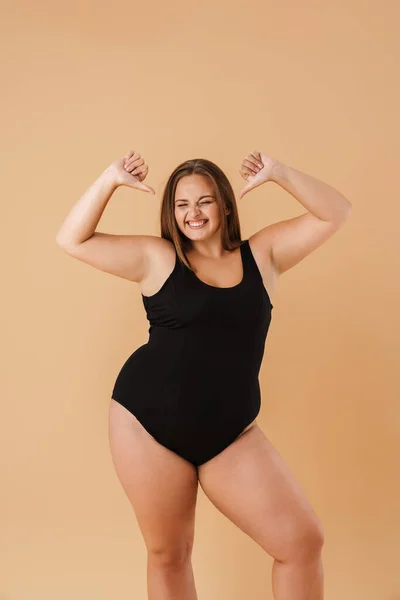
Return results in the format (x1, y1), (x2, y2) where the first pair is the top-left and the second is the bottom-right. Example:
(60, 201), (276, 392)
(55, 235), (67, 248)
(329, 201), (352, 228)
(338, 200), (353, 222)
(55, 235), (74, 251)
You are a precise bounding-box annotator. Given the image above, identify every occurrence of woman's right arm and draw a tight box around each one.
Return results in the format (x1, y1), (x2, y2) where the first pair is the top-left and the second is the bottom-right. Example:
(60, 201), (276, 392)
(55, 151), (158, 283)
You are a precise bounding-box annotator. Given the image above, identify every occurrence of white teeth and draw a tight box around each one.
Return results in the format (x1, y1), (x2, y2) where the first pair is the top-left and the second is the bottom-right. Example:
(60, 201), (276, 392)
(187, 220), (207, 227)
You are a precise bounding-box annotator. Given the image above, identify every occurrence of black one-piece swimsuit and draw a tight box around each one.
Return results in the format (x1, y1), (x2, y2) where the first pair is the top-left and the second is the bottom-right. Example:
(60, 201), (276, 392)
(111, 239), (273, 467)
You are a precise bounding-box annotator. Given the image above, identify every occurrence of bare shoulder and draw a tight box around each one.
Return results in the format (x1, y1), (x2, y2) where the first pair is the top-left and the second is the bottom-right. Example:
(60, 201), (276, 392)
(247, 231), (279, 302)
(140, 237), (177, 297)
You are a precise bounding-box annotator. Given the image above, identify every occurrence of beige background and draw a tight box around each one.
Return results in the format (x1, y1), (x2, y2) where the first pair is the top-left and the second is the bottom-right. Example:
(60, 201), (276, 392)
(2, 0), (399, 598)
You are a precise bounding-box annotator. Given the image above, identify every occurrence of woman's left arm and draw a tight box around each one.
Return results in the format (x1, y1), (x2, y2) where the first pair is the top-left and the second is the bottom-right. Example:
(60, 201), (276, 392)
(269, 161), (352, 222)
(240, 152), (352, 276)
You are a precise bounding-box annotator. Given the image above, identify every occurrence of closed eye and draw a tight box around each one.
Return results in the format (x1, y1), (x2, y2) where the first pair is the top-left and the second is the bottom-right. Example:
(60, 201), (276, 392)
(177, 201), (212, 207)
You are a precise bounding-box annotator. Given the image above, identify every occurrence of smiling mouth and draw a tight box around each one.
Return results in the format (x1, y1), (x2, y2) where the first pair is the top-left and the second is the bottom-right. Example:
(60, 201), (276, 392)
(186, 219), (208, 228)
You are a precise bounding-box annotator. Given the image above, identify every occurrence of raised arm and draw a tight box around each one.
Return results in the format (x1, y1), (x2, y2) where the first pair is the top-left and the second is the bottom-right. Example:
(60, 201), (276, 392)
(55, 150), (158, 283)
(239, 151), (352, 276)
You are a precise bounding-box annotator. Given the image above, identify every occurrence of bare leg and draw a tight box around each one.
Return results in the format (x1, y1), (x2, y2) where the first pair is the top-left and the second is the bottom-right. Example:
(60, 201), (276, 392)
(272, 552), (324, 600)
(198, 423), (324, 600)
(108, 399), (199, 600)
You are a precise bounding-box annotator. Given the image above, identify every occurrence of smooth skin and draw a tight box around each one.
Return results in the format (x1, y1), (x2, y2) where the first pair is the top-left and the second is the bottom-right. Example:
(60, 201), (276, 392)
(109, 401), (324, 600)
(58, 149), (351, 600)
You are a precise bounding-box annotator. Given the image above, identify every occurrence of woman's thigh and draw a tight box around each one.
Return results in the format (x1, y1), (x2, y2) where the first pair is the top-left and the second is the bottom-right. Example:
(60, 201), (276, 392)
(197, 423), (324, 562)
(108, 399), (199, 557)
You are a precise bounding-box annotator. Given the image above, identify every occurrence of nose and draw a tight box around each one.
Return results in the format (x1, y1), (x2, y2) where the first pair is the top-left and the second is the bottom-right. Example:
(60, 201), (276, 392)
(188, 208), (202, 219)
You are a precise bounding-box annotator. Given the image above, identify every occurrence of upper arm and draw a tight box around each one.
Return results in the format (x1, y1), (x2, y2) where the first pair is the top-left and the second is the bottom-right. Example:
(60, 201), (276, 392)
(56, 232), (161, 283)
(250, 210), (351, 276)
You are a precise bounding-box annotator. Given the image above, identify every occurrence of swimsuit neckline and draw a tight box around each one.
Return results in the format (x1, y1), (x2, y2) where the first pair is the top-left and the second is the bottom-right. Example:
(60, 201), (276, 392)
(186, 240), (246, 291)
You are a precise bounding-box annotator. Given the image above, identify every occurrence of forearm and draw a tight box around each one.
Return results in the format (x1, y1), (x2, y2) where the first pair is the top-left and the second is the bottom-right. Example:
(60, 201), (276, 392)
(270, 161), (352, 222)
(55, 167), (118, 247)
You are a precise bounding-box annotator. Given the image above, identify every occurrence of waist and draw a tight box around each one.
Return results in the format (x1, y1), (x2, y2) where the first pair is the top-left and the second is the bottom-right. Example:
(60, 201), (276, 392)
(146, 325), (266, 373)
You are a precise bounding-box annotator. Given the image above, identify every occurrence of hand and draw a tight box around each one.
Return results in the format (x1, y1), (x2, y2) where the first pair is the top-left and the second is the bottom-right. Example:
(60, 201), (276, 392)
(108, 150), (156, 194)
(238, 151), (277, 199)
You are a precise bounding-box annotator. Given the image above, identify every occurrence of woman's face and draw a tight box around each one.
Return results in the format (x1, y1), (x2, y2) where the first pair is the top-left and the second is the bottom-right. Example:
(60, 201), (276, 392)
(174, 174), (224, 240)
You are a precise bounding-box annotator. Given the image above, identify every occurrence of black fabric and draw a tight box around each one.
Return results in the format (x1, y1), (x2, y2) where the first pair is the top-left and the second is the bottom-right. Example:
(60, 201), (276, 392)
(112, 239), (273, 467)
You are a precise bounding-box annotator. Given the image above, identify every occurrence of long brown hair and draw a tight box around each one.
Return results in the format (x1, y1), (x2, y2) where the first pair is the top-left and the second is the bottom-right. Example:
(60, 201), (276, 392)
(159, 158), (242, 270)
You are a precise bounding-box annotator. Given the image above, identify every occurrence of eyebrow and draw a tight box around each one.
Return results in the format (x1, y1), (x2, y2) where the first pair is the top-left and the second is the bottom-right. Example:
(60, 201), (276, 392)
(175, 195), (215, 203)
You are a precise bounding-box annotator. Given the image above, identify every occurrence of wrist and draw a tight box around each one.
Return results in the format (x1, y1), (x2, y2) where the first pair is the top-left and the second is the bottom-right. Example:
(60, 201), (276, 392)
(270, 160), (288, 184)
(101, 165), (120, 190)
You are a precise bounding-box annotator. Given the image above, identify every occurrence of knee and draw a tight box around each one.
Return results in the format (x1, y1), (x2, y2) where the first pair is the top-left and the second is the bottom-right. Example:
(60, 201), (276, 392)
(147, 541), (193, 571)
(282, 520), (325, 563)
(299, 522), (324, 560)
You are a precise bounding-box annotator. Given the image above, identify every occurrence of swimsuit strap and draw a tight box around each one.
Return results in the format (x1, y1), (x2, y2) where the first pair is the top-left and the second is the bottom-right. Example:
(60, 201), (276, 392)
(241, 239), (261, 281)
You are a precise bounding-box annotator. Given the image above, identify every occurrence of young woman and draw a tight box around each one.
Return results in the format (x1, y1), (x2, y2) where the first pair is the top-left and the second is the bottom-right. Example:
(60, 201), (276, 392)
(56, 149), (351, 600)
